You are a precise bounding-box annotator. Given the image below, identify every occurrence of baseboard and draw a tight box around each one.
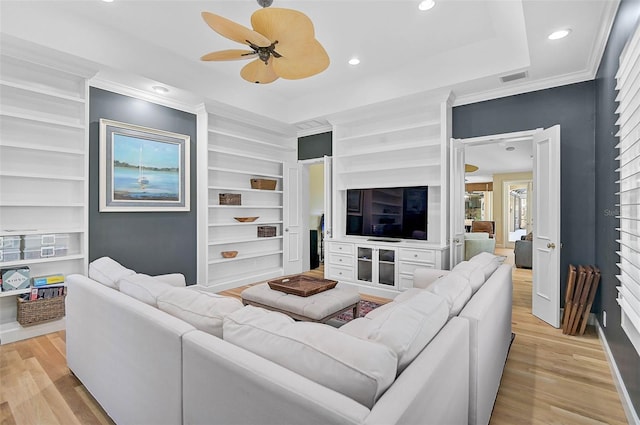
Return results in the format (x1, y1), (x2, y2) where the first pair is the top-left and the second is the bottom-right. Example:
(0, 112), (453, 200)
(596, 320), (640, 425)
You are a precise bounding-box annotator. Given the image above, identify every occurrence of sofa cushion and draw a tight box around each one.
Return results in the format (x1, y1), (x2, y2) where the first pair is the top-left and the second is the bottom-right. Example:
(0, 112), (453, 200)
(340, 291), (449, 373)
(223, 306), (397, 409)
(118, 273), (173, 307)
(469, 252), (504, 280)
(427, 272), (472, 318)
(153, 273), (187, 287)
(88, 257), (135, 290)
(452, 261), (486, 293)
(157, 288), (243, 338)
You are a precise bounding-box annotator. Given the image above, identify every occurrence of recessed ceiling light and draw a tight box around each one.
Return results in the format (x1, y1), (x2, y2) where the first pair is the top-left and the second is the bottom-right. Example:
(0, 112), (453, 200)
(418, 0), (435, 11)
(152, 85), (169, 94)
(102, 0), (114, 3)
(548, 29), (571, 40)
(348, 58), (360, 66)
(505, 146), (516, 151)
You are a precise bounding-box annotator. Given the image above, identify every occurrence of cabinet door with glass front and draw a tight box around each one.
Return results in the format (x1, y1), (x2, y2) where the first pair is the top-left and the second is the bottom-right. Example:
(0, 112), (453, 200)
(356, 245), (396, 287)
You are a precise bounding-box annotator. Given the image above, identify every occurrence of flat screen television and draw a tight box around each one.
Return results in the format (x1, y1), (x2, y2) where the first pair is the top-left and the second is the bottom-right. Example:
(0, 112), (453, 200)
(346, 186), (428, 240)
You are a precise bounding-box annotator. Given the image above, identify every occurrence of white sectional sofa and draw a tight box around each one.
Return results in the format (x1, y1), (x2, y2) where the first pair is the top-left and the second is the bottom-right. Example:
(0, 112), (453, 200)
(65, 253), (512, 425)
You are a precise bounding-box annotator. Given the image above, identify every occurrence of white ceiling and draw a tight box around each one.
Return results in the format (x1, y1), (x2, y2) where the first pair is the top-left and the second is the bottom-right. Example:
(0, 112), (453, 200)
(0, 0), (619, 132)
(465, 136), (534, 183)
(0, 0), (619, 181)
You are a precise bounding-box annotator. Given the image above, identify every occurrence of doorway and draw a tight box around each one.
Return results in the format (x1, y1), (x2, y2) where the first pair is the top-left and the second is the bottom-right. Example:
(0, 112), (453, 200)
(451, 126), (561, 328)
(301, 159), (325, 271)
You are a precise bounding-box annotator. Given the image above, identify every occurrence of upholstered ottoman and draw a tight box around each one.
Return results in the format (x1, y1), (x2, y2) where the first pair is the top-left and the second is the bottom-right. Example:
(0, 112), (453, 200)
(241, 283), (361, 323)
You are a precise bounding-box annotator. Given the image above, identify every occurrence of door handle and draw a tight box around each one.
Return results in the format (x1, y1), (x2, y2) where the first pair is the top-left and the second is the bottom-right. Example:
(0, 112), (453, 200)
(285, 228), (289, 232)
(547, 242), (556, 249)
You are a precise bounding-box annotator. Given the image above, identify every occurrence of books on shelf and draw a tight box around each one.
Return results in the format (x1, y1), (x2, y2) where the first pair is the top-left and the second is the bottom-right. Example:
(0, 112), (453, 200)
(32, 273), (65, 287)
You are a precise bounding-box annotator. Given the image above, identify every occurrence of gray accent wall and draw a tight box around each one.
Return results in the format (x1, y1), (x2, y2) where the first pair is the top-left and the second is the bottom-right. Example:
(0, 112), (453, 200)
(595, 0), (640, 416)
(89, 88), (197, 283)
(298, 131), (332, 160)
(453, 81), (597, 305)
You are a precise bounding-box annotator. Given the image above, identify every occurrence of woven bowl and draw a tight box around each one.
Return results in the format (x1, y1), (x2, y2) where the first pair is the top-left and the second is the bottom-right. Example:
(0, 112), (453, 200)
(234, 216), (259, 222)
(221, 250), (238, 258)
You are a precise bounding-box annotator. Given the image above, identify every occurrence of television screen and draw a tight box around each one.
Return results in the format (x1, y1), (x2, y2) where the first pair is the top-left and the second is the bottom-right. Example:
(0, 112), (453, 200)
(346, 186), (428, 240)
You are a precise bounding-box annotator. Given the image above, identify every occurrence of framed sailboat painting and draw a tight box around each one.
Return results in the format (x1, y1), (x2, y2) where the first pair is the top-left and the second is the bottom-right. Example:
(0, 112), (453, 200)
(99, 119), (190, 212)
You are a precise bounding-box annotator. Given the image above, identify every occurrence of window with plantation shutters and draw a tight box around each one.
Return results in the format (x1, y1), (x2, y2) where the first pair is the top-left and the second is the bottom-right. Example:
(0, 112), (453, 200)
(615, 23), (640, 356)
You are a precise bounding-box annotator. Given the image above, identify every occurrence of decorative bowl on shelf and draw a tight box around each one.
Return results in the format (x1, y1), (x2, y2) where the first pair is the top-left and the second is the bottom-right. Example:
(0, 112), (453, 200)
(234, 216), (259, 222)
(221, 251), (238, 258)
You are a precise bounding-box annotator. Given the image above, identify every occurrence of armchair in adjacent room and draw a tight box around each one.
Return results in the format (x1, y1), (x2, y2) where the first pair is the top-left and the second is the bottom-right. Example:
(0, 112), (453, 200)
(464, 232), (496, 261)
(514, 235), (533, 268)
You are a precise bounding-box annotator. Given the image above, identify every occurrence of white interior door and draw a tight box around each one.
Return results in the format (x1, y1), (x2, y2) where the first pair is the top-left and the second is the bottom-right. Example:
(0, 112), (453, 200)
(532, 125), (561, 327)
(283, 163), (303, 274)
(450, 138), (466, 267)
(323, 156), (332, 241)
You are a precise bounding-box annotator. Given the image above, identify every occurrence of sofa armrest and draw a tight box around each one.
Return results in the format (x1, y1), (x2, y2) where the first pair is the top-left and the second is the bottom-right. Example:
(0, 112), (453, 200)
(412, 268), (450, 289)
(153, 273), (186, 287)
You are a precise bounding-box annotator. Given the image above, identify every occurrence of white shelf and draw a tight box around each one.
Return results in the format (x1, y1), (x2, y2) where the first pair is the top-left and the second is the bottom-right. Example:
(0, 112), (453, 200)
(208, 220), (283, 227)
(0, 170), (84, 181)
(208, 186), (283, 194)
(0, 228), (84, 236)
(0, 288), (31, 298)
(208, 166), (283, 179)
(208, 236), (282, 246)
(209, 128), (295, 152)
(0, 80), (85, 103)
(0, 202), (84, 207)
(209, 205), (282, 209)
(337, 139), (440, 158)
(207, 146), (283, 164)
(0, 111), (84, 129)
(0, 254), (84, 268)
(339, 162), (439, 175)
(208, 250), (283, 264)
(339, 121), (440, 143)
(0, 141), (85, 155)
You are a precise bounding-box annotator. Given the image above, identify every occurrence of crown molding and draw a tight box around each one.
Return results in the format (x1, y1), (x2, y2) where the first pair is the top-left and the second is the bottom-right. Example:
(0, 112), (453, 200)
(587, 0), (621, 78)
(296, 124), (333, 138)
(90, 76), (201, 114)
(452, 69), (595, 107)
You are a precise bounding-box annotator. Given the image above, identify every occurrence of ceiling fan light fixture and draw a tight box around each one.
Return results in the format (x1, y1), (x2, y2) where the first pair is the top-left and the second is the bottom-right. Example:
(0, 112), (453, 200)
(418, 0), (435, 11)
(548, 29), (571, 40)
(348, 57), (360, 66)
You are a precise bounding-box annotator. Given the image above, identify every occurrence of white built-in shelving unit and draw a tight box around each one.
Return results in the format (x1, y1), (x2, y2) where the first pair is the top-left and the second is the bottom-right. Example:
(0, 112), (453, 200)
(325, 92), (453, 295)
(0, 46), (95, 344)
(198, 106), (296, 290)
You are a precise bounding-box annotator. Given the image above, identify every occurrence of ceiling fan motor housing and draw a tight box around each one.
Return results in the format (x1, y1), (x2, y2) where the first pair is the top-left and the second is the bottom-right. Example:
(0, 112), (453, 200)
(257, 0), (273, 7)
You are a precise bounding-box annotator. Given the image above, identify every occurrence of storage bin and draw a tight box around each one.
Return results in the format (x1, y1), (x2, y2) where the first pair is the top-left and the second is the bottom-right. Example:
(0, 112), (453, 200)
(250, 179), (277, 190)
(0, 249), (21, 263)
(0, 236), (21, 249)
(1, 266), (30, 291)
(23, 246), (68, 260)
(257, 226), (277, 237)
(22, 233), (69, 250)
(17, 295), (66, 326)
(219, 193), (241, 205)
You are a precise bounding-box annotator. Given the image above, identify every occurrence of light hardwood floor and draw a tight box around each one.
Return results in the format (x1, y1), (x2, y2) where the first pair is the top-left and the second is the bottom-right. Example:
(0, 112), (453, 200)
(0, 257), (628, 425)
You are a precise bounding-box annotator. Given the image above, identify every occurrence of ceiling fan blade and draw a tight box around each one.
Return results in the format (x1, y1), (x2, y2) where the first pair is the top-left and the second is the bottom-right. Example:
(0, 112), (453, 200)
(241, 59), (279, 84)
(202, 12), (271, 47)
(251, 8), (315, 47)
(272, 39), (330, 80)
(201, 49), (256, 61)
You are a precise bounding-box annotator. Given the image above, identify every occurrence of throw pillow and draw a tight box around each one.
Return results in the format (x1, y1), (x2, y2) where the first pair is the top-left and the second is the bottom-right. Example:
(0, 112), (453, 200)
(452, 261), (486, 293)
(118, 273), (173, 307)
(157, 288), (243, 338)
(223, 306), (397, 409)
(88, 257), (135, 290)
(341, 291), (449, 373)
(525, 232), (533, 241)
(468, 252), (504, 280)
(427, 272), (472, 317)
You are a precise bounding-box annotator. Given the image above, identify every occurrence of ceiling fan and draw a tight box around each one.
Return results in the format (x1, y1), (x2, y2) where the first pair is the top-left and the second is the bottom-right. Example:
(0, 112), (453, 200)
(200, 0), (330, 84)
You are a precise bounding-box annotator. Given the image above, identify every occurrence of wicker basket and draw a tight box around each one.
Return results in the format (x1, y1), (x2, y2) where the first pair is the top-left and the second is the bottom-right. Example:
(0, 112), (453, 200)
(219, 193), (241, 205)
(17, 295), (66, 326)
(258, 226), (277, 237)
(250, 179), (277, 190)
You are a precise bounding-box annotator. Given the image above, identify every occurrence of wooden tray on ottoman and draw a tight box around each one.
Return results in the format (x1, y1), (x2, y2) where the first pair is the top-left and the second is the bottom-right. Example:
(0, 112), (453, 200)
(268, 275), (338, 297)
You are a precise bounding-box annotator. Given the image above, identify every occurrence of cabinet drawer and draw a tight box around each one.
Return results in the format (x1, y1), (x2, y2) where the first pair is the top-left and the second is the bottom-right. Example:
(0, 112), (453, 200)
(328, 265), (354, 281)
(398, 248), (435, 263)
(328, 253), (354, 267)
(399, 261), (435, 275)
(329, 242), (354, 255)
(398, 275), (415, 291)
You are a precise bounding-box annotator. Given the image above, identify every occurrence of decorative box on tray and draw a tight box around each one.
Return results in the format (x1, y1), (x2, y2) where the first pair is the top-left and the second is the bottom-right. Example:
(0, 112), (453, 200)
(268, 275), (338, 297)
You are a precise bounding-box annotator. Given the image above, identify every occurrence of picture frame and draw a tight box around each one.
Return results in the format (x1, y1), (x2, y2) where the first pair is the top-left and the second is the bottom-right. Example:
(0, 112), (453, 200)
(99, 119), (190, 212)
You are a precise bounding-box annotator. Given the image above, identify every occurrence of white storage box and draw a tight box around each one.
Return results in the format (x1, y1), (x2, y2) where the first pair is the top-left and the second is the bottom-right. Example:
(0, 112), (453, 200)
(0, 236), (21, 249)
(23, 246), (68, 260)
(22, 234), (69, 250)
(0, 249), (21, 263)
